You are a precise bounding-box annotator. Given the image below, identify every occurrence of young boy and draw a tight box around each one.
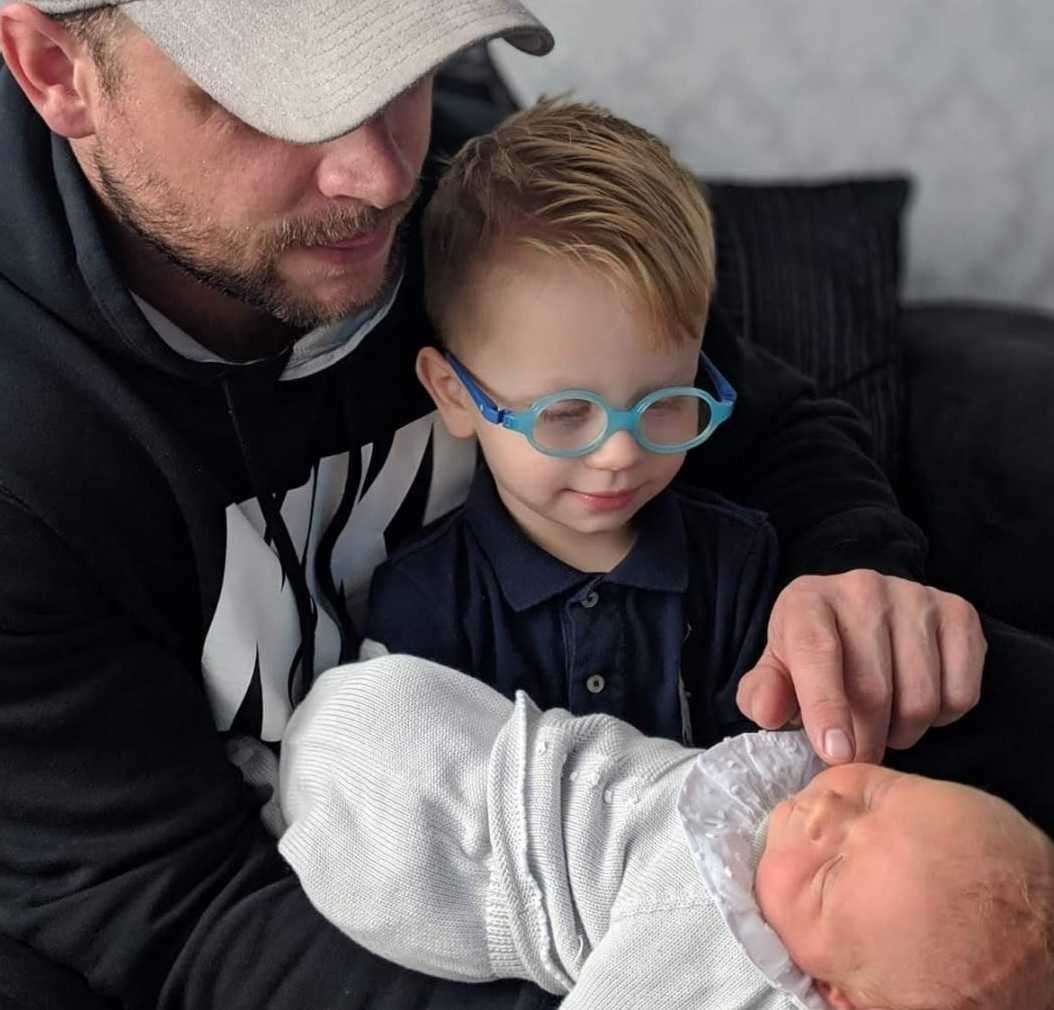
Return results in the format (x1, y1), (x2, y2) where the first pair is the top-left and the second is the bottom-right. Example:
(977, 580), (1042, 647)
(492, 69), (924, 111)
(365, 98), (776, 748)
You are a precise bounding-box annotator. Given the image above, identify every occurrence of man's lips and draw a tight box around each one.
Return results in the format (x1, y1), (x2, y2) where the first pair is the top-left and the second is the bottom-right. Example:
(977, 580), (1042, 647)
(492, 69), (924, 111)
(324, 228), (388, 249)
(298, 224), (393, 262)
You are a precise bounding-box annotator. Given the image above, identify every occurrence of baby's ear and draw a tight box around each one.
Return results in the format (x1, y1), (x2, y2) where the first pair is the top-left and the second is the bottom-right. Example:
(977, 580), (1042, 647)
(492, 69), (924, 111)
(415, 346), (477, 439)
(814, 979), (881, 1010)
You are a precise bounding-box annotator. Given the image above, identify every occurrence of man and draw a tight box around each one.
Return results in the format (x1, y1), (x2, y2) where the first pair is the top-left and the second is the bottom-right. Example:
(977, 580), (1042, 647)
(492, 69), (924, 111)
(0, 2), (1045, 1008)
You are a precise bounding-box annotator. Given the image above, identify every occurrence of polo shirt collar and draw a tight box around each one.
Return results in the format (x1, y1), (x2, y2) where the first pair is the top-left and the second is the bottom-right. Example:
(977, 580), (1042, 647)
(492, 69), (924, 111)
(609, 490), (690, 594)
(463, 468), (690, 613)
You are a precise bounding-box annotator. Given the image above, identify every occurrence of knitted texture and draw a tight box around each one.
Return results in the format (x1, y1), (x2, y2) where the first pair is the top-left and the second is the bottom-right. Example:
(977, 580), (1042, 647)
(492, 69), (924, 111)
(279, 655), (805, 1009)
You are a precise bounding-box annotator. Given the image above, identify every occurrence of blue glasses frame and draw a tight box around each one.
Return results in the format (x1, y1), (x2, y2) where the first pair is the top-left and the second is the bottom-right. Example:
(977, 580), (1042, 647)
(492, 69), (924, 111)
(445, 350), (737, 458)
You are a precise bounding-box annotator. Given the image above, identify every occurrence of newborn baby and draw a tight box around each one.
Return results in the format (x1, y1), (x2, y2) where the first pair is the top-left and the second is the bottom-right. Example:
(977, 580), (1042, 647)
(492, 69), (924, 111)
(681, 741), (1053, 1010)
(758, 763), (1050, 1010)
(278, 654), (1053, 1010)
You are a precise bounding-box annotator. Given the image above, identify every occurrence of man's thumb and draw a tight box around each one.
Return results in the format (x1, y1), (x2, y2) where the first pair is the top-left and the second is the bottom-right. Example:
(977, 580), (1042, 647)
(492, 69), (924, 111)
(736, 651), (799, 729)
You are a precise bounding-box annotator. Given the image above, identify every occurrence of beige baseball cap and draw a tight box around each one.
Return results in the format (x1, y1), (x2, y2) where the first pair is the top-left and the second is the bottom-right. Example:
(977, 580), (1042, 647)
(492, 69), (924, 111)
(30, 0), (553, 143)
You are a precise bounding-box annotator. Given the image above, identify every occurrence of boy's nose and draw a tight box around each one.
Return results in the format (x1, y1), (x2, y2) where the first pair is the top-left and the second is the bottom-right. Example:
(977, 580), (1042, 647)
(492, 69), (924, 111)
(584, 429), (645, 471)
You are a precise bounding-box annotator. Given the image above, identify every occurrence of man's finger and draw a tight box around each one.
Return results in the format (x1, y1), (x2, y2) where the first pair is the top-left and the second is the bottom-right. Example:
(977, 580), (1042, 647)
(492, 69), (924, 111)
(774, 597), (857, 764)
(811, 571), (893, 764)
(932, 592), (986, 726)
(840, 632), (893, 766)
(885, 597), (942, 750)
(736, 655), (800, 729)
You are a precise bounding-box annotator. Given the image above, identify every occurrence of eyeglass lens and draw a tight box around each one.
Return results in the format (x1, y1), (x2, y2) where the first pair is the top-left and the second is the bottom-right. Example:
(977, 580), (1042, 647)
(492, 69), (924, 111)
(640, 394), (711, 446)
(532, 394), (712, 453)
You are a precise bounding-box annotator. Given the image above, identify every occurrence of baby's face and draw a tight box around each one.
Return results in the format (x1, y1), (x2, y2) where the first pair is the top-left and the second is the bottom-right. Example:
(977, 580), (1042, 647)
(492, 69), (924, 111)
(755, 764), (1026, 1008)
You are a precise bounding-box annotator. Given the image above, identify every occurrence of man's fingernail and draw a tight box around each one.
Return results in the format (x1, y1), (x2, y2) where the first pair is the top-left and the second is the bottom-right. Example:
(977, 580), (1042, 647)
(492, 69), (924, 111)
(823, 729), (854, 762)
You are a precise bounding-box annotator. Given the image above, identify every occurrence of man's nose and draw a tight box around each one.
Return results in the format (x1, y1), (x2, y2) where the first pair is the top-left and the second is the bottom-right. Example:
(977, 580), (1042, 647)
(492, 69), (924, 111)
(314, 110), (417, 209)
(585, 428), (645, 471)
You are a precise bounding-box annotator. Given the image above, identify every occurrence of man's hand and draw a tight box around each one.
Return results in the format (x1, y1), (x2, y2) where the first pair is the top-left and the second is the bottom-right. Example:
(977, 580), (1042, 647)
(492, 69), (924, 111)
(736, 570), (986, 764)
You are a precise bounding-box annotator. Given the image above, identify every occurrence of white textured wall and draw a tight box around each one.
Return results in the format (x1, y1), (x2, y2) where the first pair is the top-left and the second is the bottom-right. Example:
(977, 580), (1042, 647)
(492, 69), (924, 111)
(495, 0), (1054, 311)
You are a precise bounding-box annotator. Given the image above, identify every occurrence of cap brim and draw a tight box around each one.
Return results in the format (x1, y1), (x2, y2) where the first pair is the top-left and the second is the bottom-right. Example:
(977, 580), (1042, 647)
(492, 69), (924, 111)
(122, 0), (553, 143)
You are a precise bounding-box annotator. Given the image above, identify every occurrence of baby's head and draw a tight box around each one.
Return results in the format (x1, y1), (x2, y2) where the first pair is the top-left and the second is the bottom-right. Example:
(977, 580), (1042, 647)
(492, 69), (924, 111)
(756, 764), (1053, 1010)
(415, 99), (722, 569)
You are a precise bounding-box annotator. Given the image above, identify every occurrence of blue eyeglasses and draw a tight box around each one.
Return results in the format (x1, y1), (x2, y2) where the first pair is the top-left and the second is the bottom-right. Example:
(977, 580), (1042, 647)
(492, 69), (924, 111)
(446, 351), (736, 459)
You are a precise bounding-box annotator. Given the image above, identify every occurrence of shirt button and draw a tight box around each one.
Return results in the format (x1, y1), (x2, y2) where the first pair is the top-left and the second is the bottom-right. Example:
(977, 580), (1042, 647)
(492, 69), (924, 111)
(586, 674), (606, 694)
(581, 591), (599, 609)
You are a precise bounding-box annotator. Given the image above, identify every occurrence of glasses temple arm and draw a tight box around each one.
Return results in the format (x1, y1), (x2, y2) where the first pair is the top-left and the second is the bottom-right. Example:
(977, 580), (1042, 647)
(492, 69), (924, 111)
(700, 351), (738, 405)
(445, 352), (506, 424)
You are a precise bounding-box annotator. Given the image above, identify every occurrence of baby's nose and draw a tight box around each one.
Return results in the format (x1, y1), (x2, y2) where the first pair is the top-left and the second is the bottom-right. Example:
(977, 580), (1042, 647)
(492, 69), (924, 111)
(803, 789), (854, 839)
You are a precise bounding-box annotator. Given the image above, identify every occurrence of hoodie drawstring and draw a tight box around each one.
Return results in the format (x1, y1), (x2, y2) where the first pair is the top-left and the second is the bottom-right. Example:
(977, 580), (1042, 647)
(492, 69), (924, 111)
(314, 427), (364, 665)
(223, 376), (318, 705)
(221, 371), (368, 707)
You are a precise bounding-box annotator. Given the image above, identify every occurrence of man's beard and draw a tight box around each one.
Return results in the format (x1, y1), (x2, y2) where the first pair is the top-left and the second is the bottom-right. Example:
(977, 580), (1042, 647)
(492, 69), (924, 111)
(93, 146), (419, 330)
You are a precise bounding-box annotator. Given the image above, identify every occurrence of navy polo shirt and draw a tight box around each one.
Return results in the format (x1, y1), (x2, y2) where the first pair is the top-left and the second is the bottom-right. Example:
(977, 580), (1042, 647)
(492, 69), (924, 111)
(366, 468), (778, 744)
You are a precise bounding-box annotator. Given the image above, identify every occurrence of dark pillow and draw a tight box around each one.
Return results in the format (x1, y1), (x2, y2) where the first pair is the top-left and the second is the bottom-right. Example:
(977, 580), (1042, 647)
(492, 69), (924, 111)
(703, 177), (912, 478)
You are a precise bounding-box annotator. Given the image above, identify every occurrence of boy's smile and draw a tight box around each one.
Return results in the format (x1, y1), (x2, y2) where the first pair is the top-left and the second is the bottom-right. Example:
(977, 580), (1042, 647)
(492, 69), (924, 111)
(423, 245), (704, 572)
(568, 487), (641, 512)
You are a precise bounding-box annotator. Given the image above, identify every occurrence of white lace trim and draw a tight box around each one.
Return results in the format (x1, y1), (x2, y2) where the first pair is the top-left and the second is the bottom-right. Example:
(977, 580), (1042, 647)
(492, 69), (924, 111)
(677, 731), (828, 1010)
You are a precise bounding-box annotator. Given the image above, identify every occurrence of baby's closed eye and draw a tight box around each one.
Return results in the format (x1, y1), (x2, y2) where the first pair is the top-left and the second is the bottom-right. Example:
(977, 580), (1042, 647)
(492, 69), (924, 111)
(818, 854), (845, 909)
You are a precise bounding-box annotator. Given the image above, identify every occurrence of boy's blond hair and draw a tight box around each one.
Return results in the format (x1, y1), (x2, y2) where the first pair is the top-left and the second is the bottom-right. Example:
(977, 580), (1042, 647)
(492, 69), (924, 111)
(423, 97), (715, 349)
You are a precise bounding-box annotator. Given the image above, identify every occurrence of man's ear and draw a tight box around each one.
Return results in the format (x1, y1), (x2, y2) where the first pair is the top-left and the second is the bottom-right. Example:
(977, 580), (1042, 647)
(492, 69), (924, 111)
(0, 3), (100, 138)
(416, 346), (478, 439)
(814, 979), (881, 1010)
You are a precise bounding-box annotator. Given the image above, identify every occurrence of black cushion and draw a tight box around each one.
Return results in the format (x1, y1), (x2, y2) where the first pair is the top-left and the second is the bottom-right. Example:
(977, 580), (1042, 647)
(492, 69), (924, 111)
(704, 177), (912, 478)
(900, 302), (1054, 641)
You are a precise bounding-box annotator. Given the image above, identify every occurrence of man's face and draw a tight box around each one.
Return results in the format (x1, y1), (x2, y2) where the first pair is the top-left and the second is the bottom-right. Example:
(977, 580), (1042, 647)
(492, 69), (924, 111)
(80, 22), (433, 329)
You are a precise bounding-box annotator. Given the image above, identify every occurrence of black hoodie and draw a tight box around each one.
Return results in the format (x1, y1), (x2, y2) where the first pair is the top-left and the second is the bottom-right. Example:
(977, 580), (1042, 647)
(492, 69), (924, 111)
(0, 66), (925, 1009)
